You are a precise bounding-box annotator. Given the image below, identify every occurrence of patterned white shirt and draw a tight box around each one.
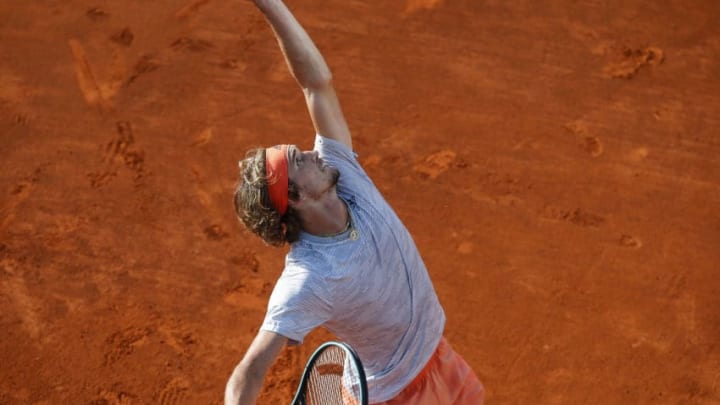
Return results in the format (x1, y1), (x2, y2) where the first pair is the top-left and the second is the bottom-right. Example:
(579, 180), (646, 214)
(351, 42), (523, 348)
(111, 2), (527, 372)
(261, 135), (446, 403)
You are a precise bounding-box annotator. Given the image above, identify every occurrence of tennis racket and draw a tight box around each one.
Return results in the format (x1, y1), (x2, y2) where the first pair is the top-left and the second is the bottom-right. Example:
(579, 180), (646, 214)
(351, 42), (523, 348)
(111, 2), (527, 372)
(290, 341), (368, 405)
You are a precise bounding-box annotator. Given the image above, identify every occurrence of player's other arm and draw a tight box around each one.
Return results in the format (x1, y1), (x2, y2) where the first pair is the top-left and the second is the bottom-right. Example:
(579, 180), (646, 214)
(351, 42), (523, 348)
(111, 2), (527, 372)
(224, 330), (288, 405)
(252, 0), (353, 150)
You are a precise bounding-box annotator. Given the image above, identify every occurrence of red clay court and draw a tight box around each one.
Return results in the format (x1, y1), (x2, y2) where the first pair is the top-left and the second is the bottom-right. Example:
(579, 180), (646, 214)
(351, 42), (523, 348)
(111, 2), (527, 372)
(1, 0), (718, 403)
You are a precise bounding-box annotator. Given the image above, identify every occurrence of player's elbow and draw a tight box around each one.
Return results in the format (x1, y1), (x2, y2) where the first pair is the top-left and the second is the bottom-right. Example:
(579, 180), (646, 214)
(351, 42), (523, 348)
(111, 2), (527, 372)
(300, 67), (333, 91)
(302, 77), (336, 102)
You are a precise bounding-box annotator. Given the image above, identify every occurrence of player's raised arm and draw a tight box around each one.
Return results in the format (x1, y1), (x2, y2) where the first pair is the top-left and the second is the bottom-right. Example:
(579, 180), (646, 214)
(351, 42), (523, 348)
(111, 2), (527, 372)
(251, 0), (352, 150)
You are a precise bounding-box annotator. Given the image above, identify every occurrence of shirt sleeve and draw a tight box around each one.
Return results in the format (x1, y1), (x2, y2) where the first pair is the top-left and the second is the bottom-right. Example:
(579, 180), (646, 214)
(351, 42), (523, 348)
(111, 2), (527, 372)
(260, 264), (333, 344)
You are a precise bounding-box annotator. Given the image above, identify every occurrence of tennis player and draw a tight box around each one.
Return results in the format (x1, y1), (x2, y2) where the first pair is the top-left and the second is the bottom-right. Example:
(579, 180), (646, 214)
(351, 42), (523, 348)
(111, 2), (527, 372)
(225, 1), (485, 404)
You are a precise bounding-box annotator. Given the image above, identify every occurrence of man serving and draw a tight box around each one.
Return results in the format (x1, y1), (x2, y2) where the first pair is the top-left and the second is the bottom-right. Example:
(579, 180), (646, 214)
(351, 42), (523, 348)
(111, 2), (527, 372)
(226, 1), (485, 403)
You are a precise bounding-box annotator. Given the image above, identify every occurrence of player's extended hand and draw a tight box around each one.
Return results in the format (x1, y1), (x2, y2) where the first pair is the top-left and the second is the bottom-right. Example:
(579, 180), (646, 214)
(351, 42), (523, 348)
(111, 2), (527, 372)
(247, 0), (275, 6)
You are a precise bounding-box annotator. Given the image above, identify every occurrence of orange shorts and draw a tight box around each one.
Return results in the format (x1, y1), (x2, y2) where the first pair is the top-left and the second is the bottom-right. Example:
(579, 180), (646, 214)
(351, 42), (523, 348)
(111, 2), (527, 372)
(373, 337), (485, 405)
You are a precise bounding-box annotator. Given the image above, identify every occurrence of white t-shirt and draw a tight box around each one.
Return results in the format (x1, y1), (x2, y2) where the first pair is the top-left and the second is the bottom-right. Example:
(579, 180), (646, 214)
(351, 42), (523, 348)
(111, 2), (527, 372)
(261, 135), (446, 403)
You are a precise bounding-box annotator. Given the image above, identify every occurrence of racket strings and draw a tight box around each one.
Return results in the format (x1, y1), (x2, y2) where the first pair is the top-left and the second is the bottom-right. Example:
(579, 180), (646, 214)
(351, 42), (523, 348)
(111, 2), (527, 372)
(304, 346), (362, 405)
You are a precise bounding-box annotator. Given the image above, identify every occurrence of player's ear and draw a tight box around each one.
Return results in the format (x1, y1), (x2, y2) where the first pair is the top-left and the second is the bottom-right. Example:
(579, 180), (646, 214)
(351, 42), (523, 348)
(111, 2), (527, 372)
(287, 181), (304, 206)
(287, 194), (306, 213)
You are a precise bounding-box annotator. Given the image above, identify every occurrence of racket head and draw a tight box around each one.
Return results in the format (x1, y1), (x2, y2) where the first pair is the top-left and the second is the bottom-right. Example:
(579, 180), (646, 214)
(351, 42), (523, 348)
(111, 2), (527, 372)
(291, 341), (368, 405)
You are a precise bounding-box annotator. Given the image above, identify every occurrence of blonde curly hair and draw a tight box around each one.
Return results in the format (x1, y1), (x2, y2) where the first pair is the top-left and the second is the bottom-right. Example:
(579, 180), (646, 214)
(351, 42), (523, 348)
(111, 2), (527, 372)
(233, 148), (302, 246)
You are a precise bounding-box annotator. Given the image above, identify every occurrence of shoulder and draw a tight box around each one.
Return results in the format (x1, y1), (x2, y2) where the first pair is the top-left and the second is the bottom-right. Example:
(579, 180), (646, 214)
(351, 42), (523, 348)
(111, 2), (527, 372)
(280, 247), (330, 289)
(268, 249), (334, 310)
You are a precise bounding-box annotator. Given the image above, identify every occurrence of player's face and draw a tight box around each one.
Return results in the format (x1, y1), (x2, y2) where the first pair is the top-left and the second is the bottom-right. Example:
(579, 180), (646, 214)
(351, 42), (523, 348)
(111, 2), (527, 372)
(286, 145), (339, 200)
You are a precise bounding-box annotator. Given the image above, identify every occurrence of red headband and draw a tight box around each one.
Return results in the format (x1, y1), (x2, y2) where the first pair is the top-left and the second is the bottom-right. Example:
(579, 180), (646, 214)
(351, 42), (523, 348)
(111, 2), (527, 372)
(265, 145), (289, 215)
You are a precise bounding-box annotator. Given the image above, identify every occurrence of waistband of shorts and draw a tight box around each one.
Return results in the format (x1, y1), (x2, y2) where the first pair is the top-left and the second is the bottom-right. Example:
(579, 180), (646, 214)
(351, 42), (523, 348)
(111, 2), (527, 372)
(404, 337), (447, 394)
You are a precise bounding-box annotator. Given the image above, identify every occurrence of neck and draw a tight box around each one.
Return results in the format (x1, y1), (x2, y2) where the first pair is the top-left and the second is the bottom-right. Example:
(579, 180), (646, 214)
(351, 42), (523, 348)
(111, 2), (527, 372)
(297, 191), (349, 237)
